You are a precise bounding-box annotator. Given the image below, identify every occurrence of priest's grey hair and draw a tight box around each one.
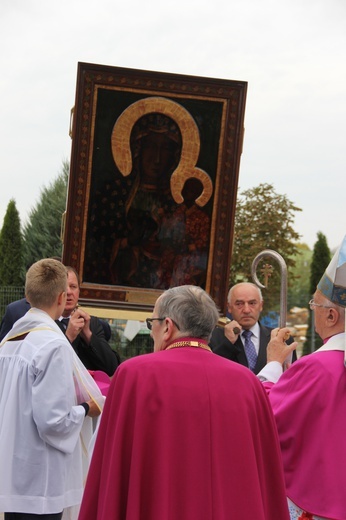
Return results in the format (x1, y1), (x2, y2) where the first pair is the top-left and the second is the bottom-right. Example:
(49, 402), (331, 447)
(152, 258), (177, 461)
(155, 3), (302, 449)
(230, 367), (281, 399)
(157, 285), (219, 341)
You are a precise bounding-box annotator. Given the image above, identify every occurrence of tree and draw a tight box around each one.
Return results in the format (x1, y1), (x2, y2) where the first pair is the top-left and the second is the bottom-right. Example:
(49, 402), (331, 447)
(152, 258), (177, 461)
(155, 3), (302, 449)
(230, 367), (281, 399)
(0, 199), (24, 286)
(302, 232), (331, 355)
(287, 242), (312, 309)
(309, 232), (331, 295)
(22, 160), (69, 271)
(230, 183), (302, 317)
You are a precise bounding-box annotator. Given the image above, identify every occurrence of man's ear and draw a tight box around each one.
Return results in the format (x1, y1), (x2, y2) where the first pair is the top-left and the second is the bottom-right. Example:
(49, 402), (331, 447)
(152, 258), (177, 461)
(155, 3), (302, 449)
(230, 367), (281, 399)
(163, 317), (175, 340)
(327, 307), (339, 326)
(57, 291), (66, 307)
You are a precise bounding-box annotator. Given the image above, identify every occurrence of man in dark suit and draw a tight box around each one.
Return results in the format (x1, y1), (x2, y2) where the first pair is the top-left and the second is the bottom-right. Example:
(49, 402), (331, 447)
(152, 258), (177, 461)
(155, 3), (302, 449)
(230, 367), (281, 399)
(0, 298), (30, 341)
(210, 282), (295, 374)
(56, 266), (120, 376)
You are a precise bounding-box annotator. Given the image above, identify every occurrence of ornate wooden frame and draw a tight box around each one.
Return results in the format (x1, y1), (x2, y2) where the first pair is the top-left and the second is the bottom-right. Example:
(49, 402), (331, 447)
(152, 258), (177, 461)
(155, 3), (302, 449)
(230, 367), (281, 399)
(62, 62), (247, 313)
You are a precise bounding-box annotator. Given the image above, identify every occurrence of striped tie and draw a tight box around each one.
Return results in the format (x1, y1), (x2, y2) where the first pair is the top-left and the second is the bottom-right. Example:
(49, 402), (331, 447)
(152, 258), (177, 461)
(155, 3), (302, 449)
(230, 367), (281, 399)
(60, 317), (70, 330)
(242, 330), (257, 372)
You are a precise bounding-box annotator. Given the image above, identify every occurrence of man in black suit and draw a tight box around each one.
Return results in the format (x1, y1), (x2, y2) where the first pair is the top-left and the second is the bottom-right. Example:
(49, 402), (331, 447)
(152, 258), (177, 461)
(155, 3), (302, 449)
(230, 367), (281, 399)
(56, 266), (120, 376)
(210, 282), (295, 374)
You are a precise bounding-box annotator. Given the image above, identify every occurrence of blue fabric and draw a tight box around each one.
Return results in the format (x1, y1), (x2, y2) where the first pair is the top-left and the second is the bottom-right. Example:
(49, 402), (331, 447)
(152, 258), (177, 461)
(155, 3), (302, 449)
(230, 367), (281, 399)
(242, 330), (257, 372)
(60, 318), (69, 330)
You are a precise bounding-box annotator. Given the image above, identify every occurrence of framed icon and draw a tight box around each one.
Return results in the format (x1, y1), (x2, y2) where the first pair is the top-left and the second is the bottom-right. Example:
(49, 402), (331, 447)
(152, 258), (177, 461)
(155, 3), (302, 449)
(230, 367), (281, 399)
(62, 62), (247, 313)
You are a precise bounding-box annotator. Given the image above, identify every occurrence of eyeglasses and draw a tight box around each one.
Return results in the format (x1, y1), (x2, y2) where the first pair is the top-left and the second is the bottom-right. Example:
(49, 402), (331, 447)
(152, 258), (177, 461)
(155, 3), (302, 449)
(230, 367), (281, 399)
(308, 299), (333, 310)
(146, 317), (165, 330)
(146, 317), (180, 330)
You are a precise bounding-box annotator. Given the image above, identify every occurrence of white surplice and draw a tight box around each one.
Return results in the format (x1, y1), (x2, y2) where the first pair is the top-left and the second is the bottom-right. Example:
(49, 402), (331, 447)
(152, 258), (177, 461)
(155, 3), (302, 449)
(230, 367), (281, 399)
(0, 308), (104, 517)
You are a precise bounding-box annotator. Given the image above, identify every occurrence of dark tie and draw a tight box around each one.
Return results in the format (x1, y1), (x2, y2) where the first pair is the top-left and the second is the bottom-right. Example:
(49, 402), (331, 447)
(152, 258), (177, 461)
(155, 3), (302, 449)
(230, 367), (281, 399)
(242, 330), (257, 372)
(60, 318), (70, 330)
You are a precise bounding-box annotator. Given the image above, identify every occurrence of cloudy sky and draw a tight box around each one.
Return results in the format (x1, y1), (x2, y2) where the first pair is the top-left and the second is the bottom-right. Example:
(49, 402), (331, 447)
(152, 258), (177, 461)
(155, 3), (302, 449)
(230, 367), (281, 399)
(1, 0), (345, 252)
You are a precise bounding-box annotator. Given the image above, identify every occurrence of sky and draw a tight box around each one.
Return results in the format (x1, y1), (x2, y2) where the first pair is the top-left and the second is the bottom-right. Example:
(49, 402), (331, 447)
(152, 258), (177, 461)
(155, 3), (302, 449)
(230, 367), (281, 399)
(0, 0), (345, 252)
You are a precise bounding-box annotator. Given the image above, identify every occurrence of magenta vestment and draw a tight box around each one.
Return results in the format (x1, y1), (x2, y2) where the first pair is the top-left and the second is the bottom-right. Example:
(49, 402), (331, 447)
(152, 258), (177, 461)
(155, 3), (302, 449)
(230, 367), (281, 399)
(266, 334), (346, 520)
(79, 347), (289, 520)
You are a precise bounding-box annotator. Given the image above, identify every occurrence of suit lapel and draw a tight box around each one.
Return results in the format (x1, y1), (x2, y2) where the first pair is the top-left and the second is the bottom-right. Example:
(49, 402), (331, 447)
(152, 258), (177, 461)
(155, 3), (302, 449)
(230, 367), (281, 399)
(255, 323), (271, 372)
(234, 337), (249, 366)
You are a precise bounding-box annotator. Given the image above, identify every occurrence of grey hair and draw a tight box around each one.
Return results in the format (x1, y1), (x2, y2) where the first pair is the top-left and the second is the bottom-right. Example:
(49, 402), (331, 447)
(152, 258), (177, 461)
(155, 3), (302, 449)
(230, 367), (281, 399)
(157, 285), (220, 341)
(227, 282), (263, 304)
(318, 292), (345, 322)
